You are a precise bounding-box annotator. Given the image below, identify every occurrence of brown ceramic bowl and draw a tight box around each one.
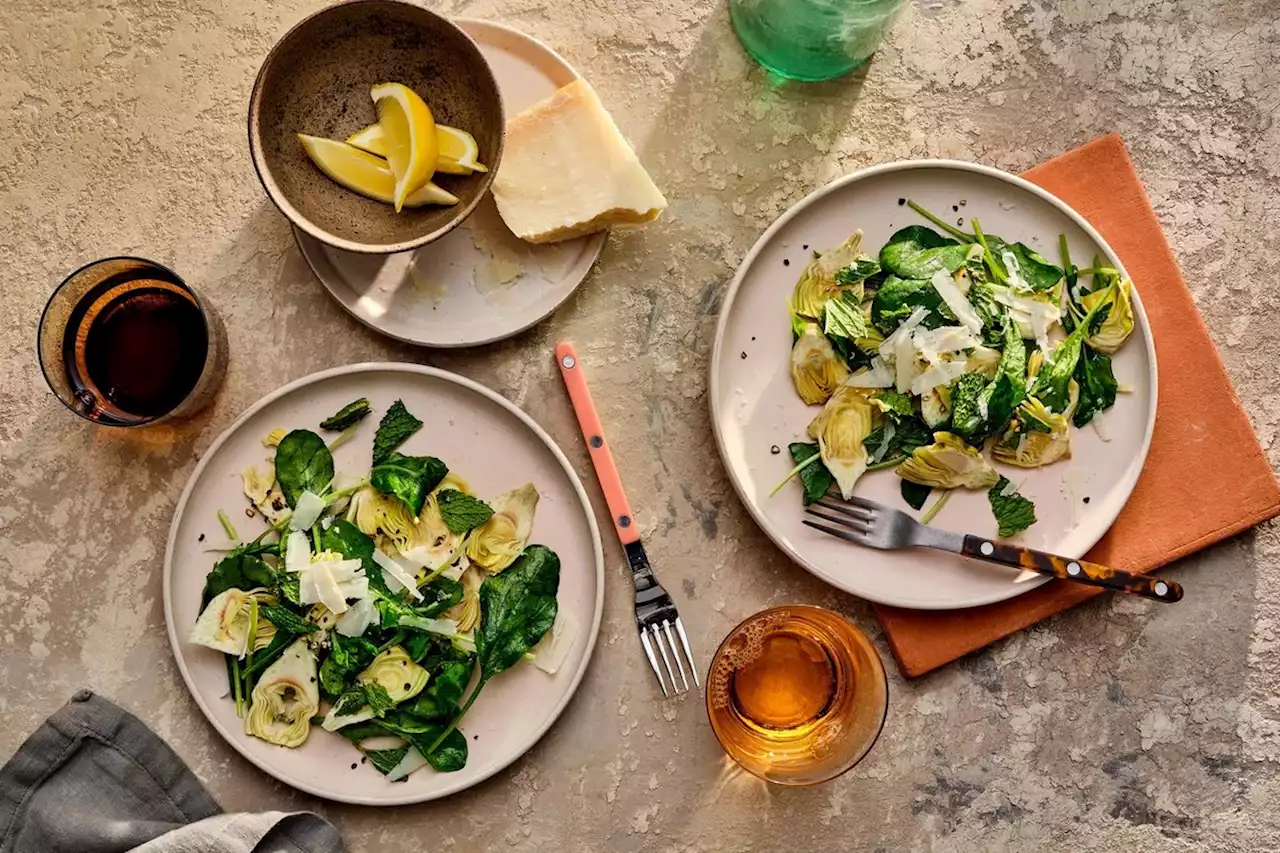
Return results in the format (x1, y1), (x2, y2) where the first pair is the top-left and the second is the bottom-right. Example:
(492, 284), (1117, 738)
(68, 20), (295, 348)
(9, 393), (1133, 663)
(248, 0), (504, 254)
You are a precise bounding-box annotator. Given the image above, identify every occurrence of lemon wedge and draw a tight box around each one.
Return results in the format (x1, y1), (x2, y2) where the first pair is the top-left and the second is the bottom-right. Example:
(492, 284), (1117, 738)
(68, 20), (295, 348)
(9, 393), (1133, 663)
(435, 125), (488, 173)
(347, 123), (487, 175)
(369, 82), (438, 211)
(297, 135), (458, 207)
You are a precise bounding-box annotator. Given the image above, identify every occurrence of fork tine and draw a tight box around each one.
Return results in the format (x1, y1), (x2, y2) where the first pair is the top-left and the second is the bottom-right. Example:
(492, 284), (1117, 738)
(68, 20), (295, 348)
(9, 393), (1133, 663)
(815, 496), (873, 520)
(662, 620), (690, 692)
(674, 618), (699, 687)
(803, 517), (871, 545)
(651, 624), (682, 695)
(639, 628), (669, 696)
(806, 504), (871, 533)
(826, 493), (879, 512)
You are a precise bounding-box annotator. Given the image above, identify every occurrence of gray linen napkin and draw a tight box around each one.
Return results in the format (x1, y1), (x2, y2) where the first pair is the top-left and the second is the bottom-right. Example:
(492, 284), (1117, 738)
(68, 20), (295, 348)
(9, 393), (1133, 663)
(0, 690), (345, 853)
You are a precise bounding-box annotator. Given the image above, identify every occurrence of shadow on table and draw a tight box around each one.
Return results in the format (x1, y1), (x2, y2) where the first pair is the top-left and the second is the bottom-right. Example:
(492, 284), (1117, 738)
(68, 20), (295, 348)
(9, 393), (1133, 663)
(635, 4), (869, 202)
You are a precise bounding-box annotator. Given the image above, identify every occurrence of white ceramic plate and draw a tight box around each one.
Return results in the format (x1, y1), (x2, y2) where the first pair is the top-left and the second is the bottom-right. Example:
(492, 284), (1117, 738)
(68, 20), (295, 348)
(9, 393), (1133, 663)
(295, 20), (606, 347)
(163, 364), (604, 804)
(711, 161), (1158, 610)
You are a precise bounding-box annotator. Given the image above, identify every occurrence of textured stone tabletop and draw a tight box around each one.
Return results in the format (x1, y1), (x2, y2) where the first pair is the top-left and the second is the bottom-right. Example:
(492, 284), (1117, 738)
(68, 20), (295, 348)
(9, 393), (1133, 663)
(2, 0), (1278, 850)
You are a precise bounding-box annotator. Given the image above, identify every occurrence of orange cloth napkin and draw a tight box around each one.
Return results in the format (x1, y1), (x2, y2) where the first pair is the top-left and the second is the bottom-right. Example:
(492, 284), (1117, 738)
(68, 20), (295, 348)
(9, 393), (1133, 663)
(874, 135), (1280, 678)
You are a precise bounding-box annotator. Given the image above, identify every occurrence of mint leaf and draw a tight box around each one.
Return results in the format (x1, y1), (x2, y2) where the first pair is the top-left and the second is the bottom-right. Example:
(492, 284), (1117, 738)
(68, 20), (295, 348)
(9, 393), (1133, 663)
(823, 291), (867, 341)
(365, 745), (410, 775)
(259, 605), (318, 635)
(437, 489), (495, 534)
(788, 443), (832, 505)
(332, 681), (397, 718)
(988, 477), (1036, 538)
(320, 398), (372, 431)
(873, 390), (914, 420)
(363, 682), (396, 718)
(835, 256), (880, 285)
(949, 372), (989, 440)
(372, 400), (423, 465)
(332, 687), (368, 717)
(276, 572), (301, 606)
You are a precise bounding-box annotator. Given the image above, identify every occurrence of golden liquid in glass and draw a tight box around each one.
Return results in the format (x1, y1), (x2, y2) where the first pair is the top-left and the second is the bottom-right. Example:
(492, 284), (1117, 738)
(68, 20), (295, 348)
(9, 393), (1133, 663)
(707, 606), (888, 785)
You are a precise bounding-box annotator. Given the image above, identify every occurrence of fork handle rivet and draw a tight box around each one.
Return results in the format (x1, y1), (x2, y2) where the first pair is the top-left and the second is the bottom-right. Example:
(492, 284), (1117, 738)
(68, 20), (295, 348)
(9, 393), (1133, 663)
(619, 515), (631, 527)
(561, 355), (576, 369)
(979, 541), (994, 556)
(590, 435), (603, 448)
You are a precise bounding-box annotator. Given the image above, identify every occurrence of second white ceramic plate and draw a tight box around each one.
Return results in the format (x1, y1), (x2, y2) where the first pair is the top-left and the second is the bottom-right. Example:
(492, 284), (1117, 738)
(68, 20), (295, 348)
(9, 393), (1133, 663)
(711, 161), (1157, 610)
(295, 20), (607, 347)
(163, 364), (604, 804)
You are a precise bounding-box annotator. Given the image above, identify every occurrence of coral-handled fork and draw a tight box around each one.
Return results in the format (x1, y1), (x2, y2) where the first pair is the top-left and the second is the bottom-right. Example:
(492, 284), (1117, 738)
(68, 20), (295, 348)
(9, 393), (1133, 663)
(556, 342), (699, 696)
(805, 494), (1183, 603)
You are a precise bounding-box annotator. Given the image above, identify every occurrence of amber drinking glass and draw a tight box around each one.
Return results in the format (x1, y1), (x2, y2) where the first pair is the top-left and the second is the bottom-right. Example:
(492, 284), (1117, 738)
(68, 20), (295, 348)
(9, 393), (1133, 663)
(38, 257), (227, 426)
(707, 605), (888, 785)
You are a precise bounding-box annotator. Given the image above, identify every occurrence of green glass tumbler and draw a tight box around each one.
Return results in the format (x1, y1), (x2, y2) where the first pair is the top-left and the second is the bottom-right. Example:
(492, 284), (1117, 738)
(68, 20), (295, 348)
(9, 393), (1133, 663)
(729, 0), (907, 82)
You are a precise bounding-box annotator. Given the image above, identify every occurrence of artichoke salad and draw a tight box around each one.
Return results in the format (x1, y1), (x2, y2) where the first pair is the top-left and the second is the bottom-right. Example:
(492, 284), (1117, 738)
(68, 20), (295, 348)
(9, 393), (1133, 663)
(782, 201), (1135, 538)
(190, 398), (571, 780)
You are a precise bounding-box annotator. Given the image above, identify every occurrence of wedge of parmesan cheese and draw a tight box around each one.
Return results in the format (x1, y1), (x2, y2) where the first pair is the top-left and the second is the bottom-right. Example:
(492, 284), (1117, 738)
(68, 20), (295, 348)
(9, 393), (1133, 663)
(492, 79), (667, 244)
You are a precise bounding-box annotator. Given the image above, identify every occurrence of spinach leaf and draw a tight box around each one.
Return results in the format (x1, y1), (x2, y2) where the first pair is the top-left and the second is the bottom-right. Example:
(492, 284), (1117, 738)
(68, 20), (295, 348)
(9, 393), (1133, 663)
(437, 490), (494, 534)
(370, 453), (448, 517)
(377, 576), (464, 628)
(1031, 330), (1087, 413)
(403, 660), (473, 720)
(320, 519), (390, 597)
(828, 335), (873, 373)
(1003, 243), (1064, 293)
(947, 373), (988, 441)
(1073, 345), (1117, 427)
(979, 319), (1028, 434)
(788, 442), (832, 505)
(244, 630), (294, 680)
(822, 291), (868, 341)
(372, 400), (423, 465)
(870, 275), (953, 335)
(320, 633), (378, 698)
(988, 477), (1037, 537)
(427, 546), (559, 755)
(860, 414), (931, 461)
(901, 480), (932, 511)
(405, 631), (473, 669)
(259, 605), (318, 635)
(364, 745), (410, 775)
(201, 553), (274, 606)
(879, 226), (970, 279)
(419, 576), (464, 617)
(421, 728), (468, 772)
(274, 429), (334, 508)
(320, 398), (372, 431)
(836, 256), (881, 285)
(372, 714), (469, 772)
(476, 546), (558, 676)
(335, 721), (388, 743)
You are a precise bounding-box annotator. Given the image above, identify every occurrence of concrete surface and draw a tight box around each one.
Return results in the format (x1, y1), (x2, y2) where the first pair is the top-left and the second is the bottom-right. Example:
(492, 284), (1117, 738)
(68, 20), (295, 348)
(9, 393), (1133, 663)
(2, 0), (1278, 850)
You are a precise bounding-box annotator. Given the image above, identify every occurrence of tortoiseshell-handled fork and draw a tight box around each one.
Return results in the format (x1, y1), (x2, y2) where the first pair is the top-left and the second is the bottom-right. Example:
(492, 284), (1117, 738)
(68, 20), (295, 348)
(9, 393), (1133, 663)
(805, 495), (1183, 603)
(556, 342), (699, 696)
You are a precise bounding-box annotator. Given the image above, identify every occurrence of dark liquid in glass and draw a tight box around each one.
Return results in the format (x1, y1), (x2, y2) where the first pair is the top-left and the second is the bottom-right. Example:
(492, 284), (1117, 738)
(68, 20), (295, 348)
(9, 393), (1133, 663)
(62, 272), (208, 419)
